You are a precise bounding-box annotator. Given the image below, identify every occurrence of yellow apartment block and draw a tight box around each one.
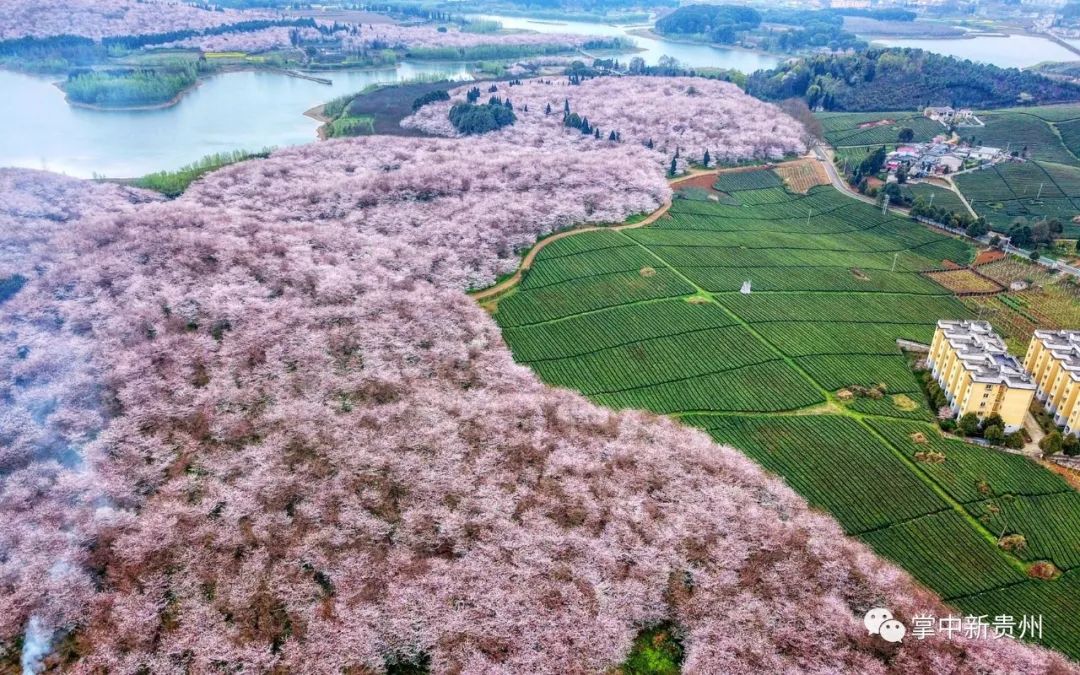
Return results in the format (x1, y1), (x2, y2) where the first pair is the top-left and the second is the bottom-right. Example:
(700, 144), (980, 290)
(1023, 330), (1080, 435)
(927, 320), (1035, 433)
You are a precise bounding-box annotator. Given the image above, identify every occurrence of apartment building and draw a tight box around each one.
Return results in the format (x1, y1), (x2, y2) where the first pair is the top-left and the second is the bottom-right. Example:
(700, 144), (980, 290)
(1024, 330), (1080, 434)
(927, 320), (1036, 432)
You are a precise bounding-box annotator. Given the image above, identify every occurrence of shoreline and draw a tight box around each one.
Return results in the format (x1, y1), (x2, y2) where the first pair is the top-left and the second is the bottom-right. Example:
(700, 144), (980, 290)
(304, 103), (330, 141)
(303, 103), (330, 124)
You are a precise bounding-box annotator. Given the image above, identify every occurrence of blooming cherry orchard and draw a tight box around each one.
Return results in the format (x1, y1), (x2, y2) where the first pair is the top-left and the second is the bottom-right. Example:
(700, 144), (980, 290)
(158, 24), (594, 54)
(340, 24), (594, 51)
(158, 26), (309, 54)
(0, 0), (264, 40)
(0, 120), (1072, 672)
(403, 76), (809, 167)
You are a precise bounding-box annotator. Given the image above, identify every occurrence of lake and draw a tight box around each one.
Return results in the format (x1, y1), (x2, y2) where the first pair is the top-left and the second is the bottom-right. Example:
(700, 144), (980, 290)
(867, 33), (1079, 69)
(0, 61), (472, 178)
(469, 14), (782, 72)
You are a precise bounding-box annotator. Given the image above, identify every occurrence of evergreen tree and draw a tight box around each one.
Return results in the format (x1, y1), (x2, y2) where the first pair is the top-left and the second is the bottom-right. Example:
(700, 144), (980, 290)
(564, 98), (570, 113)
(1041, 430), (1064, 458)
(703, 149), (711, 167)
(545, 103), (552, 115)
(669, 156), (678, 176)
(594, 128), (601, 139)
(608, 130), (617, 141)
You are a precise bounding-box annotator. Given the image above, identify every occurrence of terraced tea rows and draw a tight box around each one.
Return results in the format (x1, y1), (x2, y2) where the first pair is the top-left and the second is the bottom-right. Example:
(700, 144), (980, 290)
(818, 111), (944, 147)
(860, 510), (1027, 599)
(955, 571), (1080, 661)
(489, 169), (1080, 660)
(866, 418), (1072, 503)
(968, 492), (1080, 570)
(683, 414), (950, 533)
(955, 160), (1080, 233)
(973, 111), (1079, 166)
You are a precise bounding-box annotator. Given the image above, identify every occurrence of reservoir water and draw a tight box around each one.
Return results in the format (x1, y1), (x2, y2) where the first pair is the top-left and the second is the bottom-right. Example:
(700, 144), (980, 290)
(468, 14), (783, 72)
(867, 33), (1078, 69)
(0, 61), (472, 178)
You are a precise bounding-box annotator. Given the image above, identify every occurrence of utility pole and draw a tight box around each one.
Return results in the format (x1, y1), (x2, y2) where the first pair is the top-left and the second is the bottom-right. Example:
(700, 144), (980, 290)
(892, 252), (900, 272)
(1036, 182), (1044, 200)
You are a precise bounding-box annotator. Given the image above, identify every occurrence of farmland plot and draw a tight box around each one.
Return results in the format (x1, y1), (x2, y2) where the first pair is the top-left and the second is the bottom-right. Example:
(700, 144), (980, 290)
(684, 415), (949, 534)
(972, 112), (1077, 166)
(955, 571), (1080, 661)
(861, 510), (1027, 599)
(492, 170), (1080, 659)
(968, 492), (1080, 570)
(817, 112), (944, 147)
(955, 161), (1080, 235)
(866, 419), (1071, 503)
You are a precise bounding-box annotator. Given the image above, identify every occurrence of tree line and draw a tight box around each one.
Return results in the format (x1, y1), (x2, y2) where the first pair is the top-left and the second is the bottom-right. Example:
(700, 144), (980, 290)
(747, 48), (1080, 111)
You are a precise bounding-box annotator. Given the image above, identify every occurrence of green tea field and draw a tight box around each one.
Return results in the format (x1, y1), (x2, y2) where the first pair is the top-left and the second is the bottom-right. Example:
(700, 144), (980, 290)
(818, 111), (945, 148)
(488, 169), (1080, 660)
(955, 160), (1080, 234)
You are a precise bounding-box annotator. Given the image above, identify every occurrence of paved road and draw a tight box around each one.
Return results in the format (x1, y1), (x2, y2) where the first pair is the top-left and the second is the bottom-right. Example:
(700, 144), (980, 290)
(812, 144), (1080, 280)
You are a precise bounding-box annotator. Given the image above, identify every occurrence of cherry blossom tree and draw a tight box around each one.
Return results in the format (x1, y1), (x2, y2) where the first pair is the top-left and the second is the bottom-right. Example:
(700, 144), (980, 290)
(0, 0), (266, 40)
(157, 23), (594, 54)
(402, 76), (809, 169)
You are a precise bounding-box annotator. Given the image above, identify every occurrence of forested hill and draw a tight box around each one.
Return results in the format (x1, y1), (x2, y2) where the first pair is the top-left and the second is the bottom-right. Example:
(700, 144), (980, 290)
(655, 4), (761, 44)
(746, 48), (1080, 111)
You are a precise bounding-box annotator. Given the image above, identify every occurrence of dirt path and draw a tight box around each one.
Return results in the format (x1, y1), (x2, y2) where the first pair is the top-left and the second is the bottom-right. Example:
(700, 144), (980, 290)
(470, 166), (744, 303)
(1023, 412), (1047, 458)
(941, 175), (979, 219)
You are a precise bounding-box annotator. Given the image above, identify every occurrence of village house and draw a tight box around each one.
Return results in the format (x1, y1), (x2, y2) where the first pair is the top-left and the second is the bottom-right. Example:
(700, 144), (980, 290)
(1024, 330), (1080, 434)
(928, 320), (1036, 432)
(935, 155), (964, 174)
(924, 106), (983, 126)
